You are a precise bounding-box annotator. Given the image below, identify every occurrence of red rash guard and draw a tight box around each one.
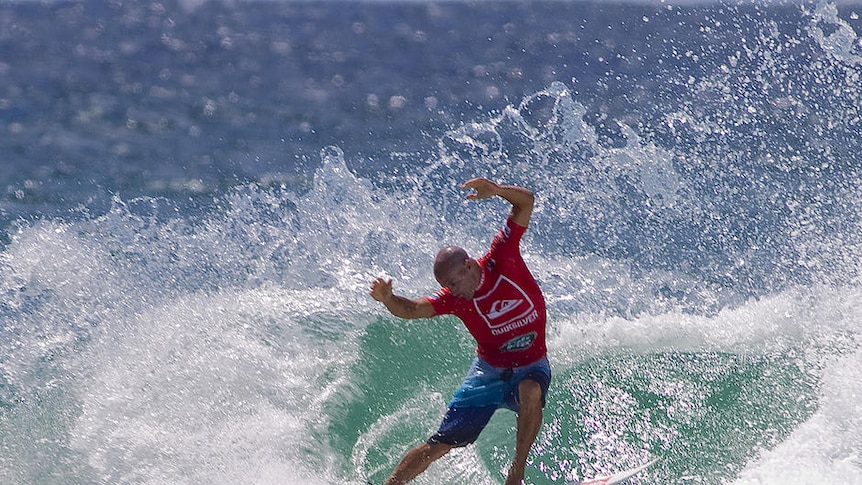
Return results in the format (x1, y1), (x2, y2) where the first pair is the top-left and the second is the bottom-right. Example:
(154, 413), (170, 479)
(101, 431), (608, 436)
(426, 218), (547, 368)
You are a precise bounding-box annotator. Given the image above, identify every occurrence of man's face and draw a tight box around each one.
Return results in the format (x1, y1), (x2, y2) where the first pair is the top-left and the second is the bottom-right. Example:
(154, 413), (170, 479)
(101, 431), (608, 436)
(436, 259), (481, 299)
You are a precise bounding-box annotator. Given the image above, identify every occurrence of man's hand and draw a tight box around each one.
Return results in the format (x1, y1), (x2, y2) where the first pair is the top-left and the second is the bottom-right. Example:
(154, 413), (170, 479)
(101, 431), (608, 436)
(370, 277), (435, 319)
(370, 277), (393, 303)
(461, 177), (534, 227)
(461, 178), (500, 200)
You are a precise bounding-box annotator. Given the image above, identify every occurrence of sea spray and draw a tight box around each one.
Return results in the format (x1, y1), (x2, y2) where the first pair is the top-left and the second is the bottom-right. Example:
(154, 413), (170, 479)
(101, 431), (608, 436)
(2, 1), (862, 484)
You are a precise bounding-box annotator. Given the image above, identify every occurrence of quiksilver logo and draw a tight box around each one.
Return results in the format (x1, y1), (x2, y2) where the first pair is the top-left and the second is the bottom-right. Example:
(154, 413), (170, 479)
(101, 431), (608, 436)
(499, 331), (537, 352)
(488, 299), (523, 319)
(474, 275), (535, 329)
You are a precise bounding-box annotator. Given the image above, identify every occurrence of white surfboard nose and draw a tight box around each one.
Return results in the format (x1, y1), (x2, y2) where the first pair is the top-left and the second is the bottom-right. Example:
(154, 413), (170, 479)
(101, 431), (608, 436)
(569, 458), (660, 485)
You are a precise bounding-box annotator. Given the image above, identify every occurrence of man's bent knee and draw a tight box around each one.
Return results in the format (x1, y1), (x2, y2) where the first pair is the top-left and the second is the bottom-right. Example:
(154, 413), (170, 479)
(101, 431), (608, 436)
(417, 441), (453, 460)
(518, 379), (543, 405)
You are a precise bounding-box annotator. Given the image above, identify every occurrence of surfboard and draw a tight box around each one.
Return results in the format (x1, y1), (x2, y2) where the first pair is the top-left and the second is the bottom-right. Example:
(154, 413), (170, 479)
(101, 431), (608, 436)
(366, 458), (658, 485)
(566, 458), (659, 485)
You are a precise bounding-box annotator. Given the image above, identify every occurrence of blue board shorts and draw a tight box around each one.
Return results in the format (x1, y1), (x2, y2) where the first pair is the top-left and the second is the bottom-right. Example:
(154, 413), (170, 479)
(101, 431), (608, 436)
(427, 356), (551, 447)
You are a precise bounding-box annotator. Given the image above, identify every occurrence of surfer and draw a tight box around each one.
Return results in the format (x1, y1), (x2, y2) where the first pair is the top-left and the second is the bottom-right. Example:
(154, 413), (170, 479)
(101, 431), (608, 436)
(370, 178), (550, 485)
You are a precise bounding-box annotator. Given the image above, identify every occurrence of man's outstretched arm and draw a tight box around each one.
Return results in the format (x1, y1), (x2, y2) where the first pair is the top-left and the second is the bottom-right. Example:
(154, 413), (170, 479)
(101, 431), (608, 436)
(461, 178), (534, 227)
(370, 277), (436, 319)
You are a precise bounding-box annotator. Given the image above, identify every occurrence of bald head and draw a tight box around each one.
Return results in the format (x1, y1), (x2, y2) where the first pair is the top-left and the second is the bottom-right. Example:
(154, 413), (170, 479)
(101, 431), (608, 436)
(433, 246), (482, 299)
(434, 246), (469, 280)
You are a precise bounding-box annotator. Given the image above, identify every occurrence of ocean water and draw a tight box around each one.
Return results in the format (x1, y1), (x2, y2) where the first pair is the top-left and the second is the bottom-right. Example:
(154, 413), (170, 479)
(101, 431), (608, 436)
(1, 0), (861, 484)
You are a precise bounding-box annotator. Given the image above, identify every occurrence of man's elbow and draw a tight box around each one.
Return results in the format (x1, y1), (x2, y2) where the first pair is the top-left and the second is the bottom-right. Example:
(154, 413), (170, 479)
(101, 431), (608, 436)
(514, 192), (534, 213)
(516, 187), (535, 208)
(406, 299), (435, 319)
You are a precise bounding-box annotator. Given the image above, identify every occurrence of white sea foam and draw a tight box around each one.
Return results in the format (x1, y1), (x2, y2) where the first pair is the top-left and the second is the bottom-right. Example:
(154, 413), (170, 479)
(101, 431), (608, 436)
(549, 283), (862, 482)
(731, 297), (862, 484)
(0, 208), (364, 484)
(68, 287), (353, 485)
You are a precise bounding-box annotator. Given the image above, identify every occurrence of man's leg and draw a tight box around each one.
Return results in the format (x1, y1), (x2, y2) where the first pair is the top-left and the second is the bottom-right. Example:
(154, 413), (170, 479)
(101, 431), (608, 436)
(505, 379), (543, 485)
(383, 441), (452, 485)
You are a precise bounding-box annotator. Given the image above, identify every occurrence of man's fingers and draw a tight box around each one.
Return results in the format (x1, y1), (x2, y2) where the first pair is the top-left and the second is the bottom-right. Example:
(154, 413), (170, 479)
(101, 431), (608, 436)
(461, 178), (498, 200)
(460, 177), (481, 189)
(370, 277), (393, 291)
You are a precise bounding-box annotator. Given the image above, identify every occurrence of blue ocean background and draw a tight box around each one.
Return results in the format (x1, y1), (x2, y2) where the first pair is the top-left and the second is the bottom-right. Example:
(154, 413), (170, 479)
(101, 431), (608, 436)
(1, 0), (861, 483)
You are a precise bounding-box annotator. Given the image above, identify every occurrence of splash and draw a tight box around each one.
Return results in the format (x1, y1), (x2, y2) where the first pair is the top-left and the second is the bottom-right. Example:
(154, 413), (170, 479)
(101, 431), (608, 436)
(2, 2), (862, 484)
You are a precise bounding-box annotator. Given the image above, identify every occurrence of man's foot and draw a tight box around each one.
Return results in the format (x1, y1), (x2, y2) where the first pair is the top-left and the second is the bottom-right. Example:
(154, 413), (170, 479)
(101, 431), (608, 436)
(504, 465), (525, 485)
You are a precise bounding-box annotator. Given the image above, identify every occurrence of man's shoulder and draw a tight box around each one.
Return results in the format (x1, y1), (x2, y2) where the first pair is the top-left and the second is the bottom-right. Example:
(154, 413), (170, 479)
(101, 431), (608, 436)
(427, 287), (449, 301)
(426, 287), (460, 312)
(504, 217), (528, 237)
(488, 218), (526, 256)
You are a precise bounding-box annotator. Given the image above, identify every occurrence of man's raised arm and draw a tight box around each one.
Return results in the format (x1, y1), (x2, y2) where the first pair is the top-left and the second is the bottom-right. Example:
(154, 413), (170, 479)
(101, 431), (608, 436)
(461, 178), (534, 227)
(370, 277), (436, 319)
